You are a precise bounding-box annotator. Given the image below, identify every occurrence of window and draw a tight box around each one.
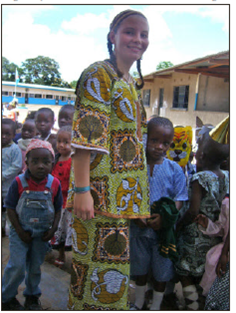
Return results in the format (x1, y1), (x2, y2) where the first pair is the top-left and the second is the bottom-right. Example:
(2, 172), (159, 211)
(46, 95), (53, 99)
(29, 94), (35, 98)
(143, 89), (151, 107)
(35, 94), (42, 99)
(173, 86), (189, 109)
(16, 92), (22, 97)
(61, 96), (67, 101)
(159, 88), (164, 108)
(2, 91), (8, 96)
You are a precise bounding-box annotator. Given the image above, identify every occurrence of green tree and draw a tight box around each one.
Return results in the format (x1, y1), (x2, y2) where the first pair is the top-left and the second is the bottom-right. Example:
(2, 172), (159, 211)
(2, 57), (23, 82)
(70, 80), (77, 89)
(21, 56), (61, 85)
(156, 61), (174, 71)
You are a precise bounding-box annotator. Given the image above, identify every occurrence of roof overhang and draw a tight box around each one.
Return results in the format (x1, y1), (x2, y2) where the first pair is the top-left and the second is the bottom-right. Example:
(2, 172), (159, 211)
(143, 51), (229, 82)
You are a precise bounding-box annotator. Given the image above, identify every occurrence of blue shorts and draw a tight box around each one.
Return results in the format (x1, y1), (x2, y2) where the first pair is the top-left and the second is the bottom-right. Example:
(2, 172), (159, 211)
(130, 236), (175, 282)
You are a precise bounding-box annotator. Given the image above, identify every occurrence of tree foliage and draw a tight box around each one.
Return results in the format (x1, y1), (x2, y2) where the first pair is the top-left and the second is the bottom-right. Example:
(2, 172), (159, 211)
(21, 56), (61, 85)
(2, 57), (23, 82)
(156, 61), (174, 71)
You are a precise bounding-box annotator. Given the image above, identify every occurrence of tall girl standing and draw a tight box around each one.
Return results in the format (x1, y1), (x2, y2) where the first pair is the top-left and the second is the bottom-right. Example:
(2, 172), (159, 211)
(66, 9), (150, 310)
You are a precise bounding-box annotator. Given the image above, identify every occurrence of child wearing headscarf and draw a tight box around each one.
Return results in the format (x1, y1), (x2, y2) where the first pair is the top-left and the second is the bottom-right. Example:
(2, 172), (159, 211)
(2, 139), (63, 310)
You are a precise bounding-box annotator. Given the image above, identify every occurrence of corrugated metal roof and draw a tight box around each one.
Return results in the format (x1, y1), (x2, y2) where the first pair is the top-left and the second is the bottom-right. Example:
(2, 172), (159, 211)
(2, 81), (75, 92)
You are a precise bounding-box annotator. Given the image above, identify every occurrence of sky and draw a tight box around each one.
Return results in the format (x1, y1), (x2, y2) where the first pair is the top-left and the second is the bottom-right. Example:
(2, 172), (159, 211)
(2, 2), (230, 84)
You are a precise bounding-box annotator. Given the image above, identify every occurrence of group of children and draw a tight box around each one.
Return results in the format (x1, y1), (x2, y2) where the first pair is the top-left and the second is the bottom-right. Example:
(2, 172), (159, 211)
(2, 108), (229, 310)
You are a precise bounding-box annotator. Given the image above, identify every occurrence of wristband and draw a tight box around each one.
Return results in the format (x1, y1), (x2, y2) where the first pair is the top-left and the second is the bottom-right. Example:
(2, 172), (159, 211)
(74, 186), (90, 194)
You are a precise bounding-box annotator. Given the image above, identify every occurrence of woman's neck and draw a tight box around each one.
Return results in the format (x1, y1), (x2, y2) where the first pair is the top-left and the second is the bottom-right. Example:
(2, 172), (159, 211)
(115, 53), (133, 78)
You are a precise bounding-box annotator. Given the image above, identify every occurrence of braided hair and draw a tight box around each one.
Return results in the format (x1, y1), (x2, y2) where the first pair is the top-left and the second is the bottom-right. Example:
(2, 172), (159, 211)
(107, 9), (147, 90)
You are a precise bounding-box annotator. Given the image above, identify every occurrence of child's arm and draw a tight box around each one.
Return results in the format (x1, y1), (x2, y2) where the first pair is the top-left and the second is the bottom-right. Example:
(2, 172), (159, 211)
(2, 146), (22, 181)
(175, 201), (183, 211)
(42, 180), (63, 241)
(7, 208), (32, 243)
(216, 231), (229, 277)
(42, 210), (61, 241)
(73, 149), (94, 220)
(176, 180), (202, 232)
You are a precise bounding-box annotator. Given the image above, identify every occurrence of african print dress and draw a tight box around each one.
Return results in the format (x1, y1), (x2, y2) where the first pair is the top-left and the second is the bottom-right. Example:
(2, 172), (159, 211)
(66, 60), (150, 310)
(175, 170), (229, 278)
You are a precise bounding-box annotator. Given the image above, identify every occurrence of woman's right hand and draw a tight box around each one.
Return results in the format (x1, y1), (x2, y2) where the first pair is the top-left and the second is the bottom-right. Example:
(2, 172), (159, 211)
(74, 192), (94, 221)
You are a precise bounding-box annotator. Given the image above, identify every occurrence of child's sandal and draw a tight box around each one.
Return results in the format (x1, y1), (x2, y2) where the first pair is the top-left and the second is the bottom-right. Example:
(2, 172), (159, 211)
(54, 258), (65, 268)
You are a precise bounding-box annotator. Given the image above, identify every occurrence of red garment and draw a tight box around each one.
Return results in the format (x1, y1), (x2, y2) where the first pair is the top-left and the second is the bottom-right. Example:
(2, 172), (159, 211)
(51, 158), (72, 208)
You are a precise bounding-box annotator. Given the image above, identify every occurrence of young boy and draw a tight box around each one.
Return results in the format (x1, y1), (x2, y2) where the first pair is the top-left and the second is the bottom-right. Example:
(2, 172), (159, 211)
(58, 104), (75, 128)
(2, 119), (22, 236)
(35, 108), (57, 152)
(2, 139), (63, 310)
(130, 117), (188, 310)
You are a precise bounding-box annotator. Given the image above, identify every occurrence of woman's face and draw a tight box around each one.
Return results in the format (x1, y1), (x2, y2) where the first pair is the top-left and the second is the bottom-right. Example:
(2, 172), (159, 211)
(110, 15), (149, 66)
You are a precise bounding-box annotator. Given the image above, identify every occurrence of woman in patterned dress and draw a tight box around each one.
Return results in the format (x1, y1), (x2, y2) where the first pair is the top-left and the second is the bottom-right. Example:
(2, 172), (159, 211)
(66, 9), (150, 310)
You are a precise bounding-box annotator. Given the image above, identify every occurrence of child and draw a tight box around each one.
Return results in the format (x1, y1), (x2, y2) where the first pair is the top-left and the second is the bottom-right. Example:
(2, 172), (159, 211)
(17, 119), (37, 172)
(204, 230), (229, 310)
(2, 119), (22, 236)
(58, 104), (75, 128)
(175, 131), (229, 310)
(2, 139), (63, 310)
(50, 126), (73, 267)
(35, 107), (57, 152)
(195, 194), (229, 296)
(130, 116), (188, 310)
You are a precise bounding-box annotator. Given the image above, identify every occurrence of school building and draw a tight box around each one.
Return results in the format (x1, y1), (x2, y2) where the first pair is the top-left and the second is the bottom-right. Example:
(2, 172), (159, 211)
(142, 50), (229, 130)
(2, 81), (76, 106)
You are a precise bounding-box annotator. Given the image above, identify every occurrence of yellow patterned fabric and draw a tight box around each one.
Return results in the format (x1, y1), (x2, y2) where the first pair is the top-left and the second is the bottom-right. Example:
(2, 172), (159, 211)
(68, 214), (130, 310)
(67, 60), (150, 219)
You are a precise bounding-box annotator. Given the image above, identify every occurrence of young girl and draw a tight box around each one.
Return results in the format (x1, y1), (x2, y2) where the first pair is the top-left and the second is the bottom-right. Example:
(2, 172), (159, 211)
(130, 117), (188, 310)
(50, 126), (72, 267)
(66, 9), (150, 310)
(58, 104), (75, 128)
(17, 119), (37, 172)
(175, 131), (229, 310)
(35, 108), (57, 153)
(2, 139), (63, 310)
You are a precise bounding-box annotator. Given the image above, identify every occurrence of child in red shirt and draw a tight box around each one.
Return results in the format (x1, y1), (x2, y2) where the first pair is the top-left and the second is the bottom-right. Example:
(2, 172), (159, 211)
(50, 126), (73, 267)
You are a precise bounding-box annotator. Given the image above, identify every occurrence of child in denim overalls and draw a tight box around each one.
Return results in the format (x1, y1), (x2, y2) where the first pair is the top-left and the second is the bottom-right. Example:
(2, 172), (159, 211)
(2, 139), (63, 311)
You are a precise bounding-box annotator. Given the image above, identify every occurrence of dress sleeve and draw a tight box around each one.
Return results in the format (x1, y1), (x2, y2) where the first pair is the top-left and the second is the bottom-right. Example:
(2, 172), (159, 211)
(71, 63), (112, 154)
(191, 171), (214, 193)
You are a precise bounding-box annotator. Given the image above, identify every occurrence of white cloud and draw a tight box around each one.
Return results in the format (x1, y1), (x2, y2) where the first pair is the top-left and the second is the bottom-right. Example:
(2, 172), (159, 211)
(2, 4), (229, 82)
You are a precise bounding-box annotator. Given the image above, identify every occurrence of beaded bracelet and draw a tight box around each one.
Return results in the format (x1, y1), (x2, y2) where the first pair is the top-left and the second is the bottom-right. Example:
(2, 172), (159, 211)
(74, 186), (90, 194)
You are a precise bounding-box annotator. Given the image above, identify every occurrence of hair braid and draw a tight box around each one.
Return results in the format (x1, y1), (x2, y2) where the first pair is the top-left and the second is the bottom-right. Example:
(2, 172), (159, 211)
(136, 59), (145, 90)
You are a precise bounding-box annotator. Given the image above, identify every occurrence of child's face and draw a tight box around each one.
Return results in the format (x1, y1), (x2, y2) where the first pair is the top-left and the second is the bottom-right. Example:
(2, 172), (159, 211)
(2, 124), (15, 147)
(35, 112), (54, 137)
(21, 120), (36, 140)
(26, 148), (54, 182)
(56, 131), (71, 157)
(147, 125), (173, 162)
(110, 15), (149, 65)
(58, 109), (74, 128)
